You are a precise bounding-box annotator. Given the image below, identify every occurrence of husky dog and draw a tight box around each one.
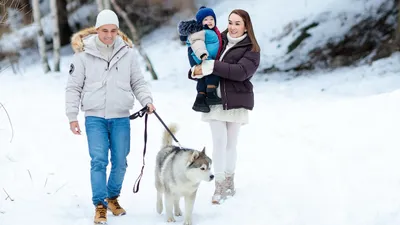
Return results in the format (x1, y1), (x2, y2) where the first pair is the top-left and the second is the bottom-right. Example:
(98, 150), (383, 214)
(155, 124), (214, 225)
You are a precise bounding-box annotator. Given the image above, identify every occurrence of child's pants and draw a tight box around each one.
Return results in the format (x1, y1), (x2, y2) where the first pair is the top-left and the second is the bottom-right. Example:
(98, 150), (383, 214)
(187, 48), (220, 93)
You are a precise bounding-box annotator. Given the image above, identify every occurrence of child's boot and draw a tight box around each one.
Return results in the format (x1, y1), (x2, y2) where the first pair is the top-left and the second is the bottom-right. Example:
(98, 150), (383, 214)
(206, 88), (222, 105)
(192, 93), (210, 112)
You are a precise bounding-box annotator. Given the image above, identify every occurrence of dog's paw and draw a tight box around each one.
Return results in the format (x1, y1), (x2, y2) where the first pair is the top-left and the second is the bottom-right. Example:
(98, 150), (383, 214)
(167, 217), (176, 223)
(174, 208), (182, 216)
(183, 220), (192, 225)
(156, 202), (163, 214)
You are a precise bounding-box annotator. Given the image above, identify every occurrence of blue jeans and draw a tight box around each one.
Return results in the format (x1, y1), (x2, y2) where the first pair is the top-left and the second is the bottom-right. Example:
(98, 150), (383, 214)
(85, 116), (131, 206)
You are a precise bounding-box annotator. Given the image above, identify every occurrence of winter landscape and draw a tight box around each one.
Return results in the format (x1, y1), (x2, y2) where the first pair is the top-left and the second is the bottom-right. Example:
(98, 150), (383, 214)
(1, 0), (400, 225)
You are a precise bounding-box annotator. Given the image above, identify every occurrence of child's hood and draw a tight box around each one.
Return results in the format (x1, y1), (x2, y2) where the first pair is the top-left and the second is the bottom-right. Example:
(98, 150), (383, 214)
(178, 20), (204, 36)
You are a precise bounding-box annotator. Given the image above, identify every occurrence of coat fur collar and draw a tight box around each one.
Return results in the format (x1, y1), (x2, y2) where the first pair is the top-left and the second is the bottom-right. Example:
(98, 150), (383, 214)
(70, 27), (133, 53)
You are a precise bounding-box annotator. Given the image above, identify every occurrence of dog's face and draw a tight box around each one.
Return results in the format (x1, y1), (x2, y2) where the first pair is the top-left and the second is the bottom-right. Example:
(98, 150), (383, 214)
(186, 147), (214, 182)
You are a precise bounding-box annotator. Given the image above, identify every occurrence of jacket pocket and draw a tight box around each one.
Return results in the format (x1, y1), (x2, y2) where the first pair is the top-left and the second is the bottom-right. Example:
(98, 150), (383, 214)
(115, 81), (135, 111)
(81, 82), (105, 111)
(232, 80), (253, 93)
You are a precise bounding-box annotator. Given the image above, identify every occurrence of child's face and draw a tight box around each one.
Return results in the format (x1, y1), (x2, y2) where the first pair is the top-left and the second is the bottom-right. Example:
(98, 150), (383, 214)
(202, 16), (215, 29)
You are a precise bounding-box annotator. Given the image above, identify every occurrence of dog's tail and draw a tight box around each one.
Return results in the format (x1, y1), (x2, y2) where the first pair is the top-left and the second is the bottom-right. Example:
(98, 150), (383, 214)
(162, 123), (178, 147)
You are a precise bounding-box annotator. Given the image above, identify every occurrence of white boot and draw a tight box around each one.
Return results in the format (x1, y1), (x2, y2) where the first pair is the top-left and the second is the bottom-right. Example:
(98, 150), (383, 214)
(211, 179), (226, 204)
(225, 173), (236, 197)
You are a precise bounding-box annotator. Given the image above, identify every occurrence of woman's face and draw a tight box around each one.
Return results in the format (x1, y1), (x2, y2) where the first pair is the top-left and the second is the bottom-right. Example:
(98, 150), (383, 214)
(228, 13), (246, 38)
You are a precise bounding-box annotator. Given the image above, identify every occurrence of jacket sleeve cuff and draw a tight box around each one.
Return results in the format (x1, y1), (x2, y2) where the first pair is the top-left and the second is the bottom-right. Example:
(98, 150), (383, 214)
(67, 113), (78, 122)
(190, 66), (205, 79)
(141, 97), (153, 107)
(201, 60), (214, 75)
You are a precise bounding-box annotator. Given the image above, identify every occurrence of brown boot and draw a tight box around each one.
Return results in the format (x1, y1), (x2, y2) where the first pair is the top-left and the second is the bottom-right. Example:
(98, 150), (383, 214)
(106, 197), (126, 216)
(94, 203), (107, 224)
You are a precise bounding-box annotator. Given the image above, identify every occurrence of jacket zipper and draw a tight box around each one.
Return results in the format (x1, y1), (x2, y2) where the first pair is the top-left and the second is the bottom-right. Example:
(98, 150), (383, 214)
(220, 35), (252, 110)
(223, 79), (228, 109)
(106, 45), (127, 70)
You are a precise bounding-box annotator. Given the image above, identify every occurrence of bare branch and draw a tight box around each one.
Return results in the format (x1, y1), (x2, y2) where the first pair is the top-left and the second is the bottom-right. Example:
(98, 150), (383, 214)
(0, 102), (14, 143)
(53, 183), (68, 194)
(6, 155), (16, 162)
(110, 0), (140, 44)
(19, 3), (33, 24)
(0, 64), (12, 74)
(3, 188), (14, 201)
(27, 169), (33, 184)
(125, 5), (168, 23)
(110, 0), (158, 80)
(0, 0), (33, 25)
(0, 0), (10, 25)
(44, 177), (48, 188)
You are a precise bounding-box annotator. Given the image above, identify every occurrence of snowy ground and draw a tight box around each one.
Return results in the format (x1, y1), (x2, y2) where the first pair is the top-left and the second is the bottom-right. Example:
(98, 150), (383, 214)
(1, 52), (400, 225)
(2, 0), (400, 224)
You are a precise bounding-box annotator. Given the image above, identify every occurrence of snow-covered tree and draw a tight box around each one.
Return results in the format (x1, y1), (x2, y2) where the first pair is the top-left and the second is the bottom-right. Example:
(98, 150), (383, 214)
(32, 0), (50, 73)
(50, 0), (60, 72)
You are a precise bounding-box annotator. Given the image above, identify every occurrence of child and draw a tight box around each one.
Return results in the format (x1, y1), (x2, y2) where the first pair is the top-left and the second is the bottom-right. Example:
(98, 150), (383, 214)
(178, 6), (222, 113)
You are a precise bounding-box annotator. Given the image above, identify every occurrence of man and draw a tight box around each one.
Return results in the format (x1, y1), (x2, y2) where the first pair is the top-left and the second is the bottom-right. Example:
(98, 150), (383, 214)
(65, 9), (156, 224)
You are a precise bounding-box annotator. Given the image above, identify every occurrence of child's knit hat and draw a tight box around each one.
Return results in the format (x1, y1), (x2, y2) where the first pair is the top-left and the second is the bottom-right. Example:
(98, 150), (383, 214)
(195, 6), (217, 25)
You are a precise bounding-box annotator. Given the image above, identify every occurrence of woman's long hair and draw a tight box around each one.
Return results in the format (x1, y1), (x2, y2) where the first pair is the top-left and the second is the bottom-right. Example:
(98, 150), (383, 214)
(226, 9), (260, 52)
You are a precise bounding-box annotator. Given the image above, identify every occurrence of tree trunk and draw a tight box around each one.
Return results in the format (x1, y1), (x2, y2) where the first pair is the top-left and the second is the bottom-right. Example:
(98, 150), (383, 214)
(96, 0), (104, 12)
(32, 0), (50, 73)
(103, 0), (111, 10)
(50, 0), (61, 71)
(57, 0), (73, 46)
(396, 0), (400, 45)
(19, 0), (32, 25)
(110, 0), (158, 80)
(0, 2), (8, 25)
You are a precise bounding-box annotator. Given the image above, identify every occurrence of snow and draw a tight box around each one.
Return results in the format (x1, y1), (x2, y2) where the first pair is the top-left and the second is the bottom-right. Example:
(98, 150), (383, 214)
(1, 0), (400, 225)
(0, 24), (38, 52)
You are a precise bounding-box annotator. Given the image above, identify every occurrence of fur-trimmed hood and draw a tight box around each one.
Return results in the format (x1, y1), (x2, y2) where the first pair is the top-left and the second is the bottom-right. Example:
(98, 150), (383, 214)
(178, 19), (204, 37)
(70, 27), (133, 53)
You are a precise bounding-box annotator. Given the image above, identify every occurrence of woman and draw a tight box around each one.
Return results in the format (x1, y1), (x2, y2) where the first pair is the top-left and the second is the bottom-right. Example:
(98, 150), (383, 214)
(190, 9), (260, 204)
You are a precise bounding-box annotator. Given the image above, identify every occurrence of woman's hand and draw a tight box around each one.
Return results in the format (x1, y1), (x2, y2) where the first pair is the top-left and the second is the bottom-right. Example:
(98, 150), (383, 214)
(193, 65), (203, 76)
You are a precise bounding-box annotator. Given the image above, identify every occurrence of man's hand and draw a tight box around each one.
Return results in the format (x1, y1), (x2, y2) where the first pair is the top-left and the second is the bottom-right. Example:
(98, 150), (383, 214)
(69, 121), (81, 135)
(147, 103), (156, 114)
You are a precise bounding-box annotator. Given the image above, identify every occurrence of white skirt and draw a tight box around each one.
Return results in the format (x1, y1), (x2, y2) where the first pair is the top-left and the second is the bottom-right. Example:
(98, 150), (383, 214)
(201, 85), (249, 125)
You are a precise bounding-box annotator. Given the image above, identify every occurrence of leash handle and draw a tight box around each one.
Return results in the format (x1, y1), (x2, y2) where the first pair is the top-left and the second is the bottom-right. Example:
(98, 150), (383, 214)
(129, 106), (148, 120)
(133, 113), (148, 193)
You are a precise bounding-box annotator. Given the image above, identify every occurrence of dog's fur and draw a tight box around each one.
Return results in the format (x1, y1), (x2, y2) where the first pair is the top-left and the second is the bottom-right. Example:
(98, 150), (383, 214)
(155, 124), (213, 225)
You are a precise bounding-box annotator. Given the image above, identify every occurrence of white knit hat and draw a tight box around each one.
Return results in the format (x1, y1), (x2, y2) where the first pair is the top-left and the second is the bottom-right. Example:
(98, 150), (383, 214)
(95, 9), (119, 29)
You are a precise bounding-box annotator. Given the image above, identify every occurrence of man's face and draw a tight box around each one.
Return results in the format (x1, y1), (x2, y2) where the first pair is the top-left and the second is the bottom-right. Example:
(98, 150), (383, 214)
(97, 24), (118, 45)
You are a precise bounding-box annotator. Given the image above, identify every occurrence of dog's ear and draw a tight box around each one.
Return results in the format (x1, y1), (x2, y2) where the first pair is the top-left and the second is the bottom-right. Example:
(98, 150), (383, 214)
(201, 147), (206, 154)
(189, 151), (200, 163)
